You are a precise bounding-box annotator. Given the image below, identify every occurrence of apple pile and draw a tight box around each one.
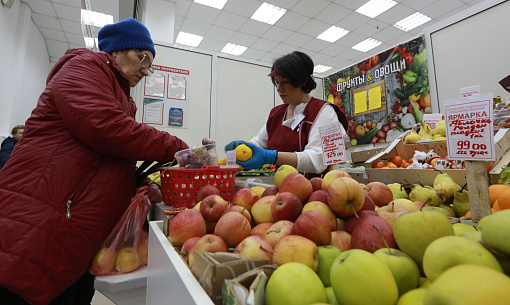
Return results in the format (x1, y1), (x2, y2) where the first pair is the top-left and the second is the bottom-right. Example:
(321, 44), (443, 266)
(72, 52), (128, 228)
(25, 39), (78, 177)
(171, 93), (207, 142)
(166, 165), (510, 305)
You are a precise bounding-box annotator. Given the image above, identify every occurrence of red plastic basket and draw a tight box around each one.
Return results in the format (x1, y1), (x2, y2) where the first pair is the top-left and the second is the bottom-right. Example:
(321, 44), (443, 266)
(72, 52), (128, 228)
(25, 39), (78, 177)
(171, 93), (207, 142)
(161, 166), (237, 208)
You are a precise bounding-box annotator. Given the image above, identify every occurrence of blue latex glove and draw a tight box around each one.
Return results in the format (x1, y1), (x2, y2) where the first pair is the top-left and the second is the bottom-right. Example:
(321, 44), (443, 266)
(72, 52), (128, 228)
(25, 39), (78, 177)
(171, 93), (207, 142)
(236, 141), (277, 170)
(225, 140), (244, 152)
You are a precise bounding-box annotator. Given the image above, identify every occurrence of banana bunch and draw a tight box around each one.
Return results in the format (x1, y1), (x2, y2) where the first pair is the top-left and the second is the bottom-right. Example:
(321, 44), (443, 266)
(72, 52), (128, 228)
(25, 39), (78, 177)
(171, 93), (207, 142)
(404, 122), (433, 144)
(432, 120), (446, 141)
(404, 129), (421, 143)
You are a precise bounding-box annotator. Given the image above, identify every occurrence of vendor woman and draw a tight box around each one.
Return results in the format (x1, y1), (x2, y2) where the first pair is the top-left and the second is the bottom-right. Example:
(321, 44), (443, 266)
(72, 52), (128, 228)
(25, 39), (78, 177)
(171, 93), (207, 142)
(226, 51), (349, 178)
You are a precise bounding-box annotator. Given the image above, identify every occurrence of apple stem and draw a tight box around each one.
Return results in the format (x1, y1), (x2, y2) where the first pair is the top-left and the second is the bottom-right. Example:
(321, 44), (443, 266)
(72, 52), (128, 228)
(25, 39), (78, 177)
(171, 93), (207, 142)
(460, 183), (467, 192)
(433, 169), (444, 174)
(473, 225), (479, 231)
(350, 204), (359, 218)
(260, 246), (273, 255)
(419, 200), (429, 211)
(391, 201), (394, 212)
(372, 225), (391, 254)
(229, 248), (239, 253)
(266, 230), (277, 235)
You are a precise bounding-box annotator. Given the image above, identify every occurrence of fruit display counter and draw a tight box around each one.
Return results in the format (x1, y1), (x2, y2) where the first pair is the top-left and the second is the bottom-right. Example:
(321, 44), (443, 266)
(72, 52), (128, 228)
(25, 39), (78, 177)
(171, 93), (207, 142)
(93, 266), (148, 305)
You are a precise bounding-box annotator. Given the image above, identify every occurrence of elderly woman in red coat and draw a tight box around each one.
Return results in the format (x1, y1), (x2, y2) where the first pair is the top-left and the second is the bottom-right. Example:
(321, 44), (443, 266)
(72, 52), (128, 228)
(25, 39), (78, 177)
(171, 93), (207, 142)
(0, 18), (188, 305)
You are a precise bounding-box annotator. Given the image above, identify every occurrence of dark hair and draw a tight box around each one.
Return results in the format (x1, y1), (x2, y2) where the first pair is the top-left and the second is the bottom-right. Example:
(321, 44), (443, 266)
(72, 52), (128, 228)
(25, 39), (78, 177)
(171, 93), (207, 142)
(270, 51), (317, 93)
(11, 125), (24, 135)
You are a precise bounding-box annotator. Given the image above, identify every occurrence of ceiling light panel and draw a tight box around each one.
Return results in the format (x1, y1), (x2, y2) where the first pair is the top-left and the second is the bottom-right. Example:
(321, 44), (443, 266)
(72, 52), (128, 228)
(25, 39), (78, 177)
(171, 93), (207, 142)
(356, 0), (397, 18)
(175, 32), (204, 47)
(80, 9), (113, 28)
(352, 38), (382, 52)
(314, 65), (333, 74)
(251, 2), (287, 25)
(194, 0), (229, 10)
(317, 26), (349, 43)
(221, 43), (247, 56)
(393, 12), (432, 32)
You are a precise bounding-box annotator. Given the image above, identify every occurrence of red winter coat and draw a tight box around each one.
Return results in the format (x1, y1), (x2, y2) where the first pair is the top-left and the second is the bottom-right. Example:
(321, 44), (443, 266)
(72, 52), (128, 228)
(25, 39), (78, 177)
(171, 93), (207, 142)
(0, 48), (188, 305)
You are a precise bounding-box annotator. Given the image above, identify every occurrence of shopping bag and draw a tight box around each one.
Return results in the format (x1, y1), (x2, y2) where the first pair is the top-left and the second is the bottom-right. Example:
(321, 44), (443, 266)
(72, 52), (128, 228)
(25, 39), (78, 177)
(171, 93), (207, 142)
(89, 186), (151, 275)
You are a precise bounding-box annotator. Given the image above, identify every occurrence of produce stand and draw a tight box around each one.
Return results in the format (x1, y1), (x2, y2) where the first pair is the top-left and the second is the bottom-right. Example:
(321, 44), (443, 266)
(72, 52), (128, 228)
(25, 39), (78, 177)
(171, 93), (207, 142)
(94, 267), (147, 305)
(147, 221), (214, 305)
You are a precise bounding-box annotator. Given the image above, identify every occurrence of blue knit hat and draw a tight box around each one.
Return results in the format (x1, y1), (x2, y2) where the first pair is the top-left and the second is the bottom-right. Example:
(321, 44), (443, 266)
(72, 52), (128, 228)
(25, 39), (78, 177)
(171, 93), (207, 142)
(98, 18), (156, 58)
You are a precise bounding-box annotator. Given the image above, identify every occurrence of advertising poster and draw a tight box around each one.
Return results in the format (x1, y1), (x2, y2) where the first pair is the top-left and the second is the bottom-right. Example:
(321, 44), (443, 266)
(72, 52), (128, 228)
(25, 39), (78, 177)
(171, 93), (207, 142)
(142, 65), (189, 128)
(324, 36), (430, 146)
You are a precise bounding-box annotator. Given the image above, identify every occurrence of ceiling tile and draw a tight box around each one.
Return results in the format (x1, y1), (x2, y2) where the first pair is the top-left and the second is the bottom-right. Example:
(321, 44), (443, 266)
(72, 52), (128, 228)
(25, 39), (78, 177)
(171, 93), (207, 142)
(355, 24), (380, 37)
(333, 0), (369, 11)
(309, 53), (332, 65)
(268, 0), (299, 10)
(230, 31), (259, 47)
(400, 0), (441, 11)
(206, 25), (236, 41)
(238, 19), (271, 37)
(199, 38), (227, 52)
(262, 26), (293, 42)
(51, 0), (80, 8)
(214, 10), (248, 30)
(321, 43), (349, 57)
(301, 38), (331, 52)
(316, 3), (351, 24)
(65, 32), (86, 45)
(59, 19), (82, 35)
(297, 19), (330, 37)
(293, 0), (330, 18)
(336, 12), (372, 32)
(46, 39), (69, 58)
(32, 13), (62, 31)
(252, 38), (280, 52)
(53, 2), (80, 21)
(223, 0), (263, 18)
(421, 0), (465, 19)
(375, 3), (415, 25)
(336, 32), (366, 48)
(174, 15), (184, 32)
(438, 4), (470, 19)
(283, 32), (314, 48)
(180, 18), (211, 36)
(260, 52), (280, 64)
(187, 2), (221, 23)
(275, 11), (310, 31)
(174, 0), (192, 16)
(240, 48), (268, 61)
(39, 27), (67, 42)
(375, 25), (406, 42)
(386, 32), (416, 47)
(23, 0), (56, 16)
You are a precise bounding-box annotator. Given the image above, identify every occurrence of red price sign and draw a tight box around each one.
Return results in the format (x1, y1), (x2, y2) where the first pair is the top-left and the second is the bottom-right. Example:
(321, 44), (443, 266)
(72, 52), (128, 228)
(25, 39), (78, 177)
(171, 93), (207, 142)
(319, 124), (347, 165)
(444, 93), (495, 161)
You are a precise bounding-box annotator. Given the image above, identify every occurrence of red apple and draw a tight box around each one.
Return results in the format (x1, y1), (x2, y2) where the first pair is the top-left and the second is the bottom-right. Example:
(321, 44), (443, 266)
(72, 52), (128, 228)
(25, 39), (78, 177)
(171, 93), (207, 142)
(214, 212), (251, 247)
(327, 177), (365, 217)
(251, 223), (273, 238)
(272, 235), (320, 271)
(271, 192), (303, 222)
(365, 182), (393, 207)
(265, 220), (294, 248)
(414, 201), (430, 209)
(376, 204), (408, 227)
(168, 209), (206, 247)
(221, 204), (252, 223)
(279, 172), (313, 203)
(351, 215), (396, 253)
(262, 186), (279, 197)
(346, 210), (379, 233)
(361, 193), (376, 210)
(330, 230), (351, 251)
(251, 195), (276, 224)
(235, 236), (274, 263)
(188, 234), (228, 267)
(197, 184), (221, 202)
(309, 177), (323, 192)
(303, 201), (337, 231)
(322, 170), (352, 192)
(307, 190), (328, 204)
(231, 187), (259, 211)
(200, 195), (228, 222)
(337, 218), (347, 231)
(291, 210), (332, 245)
(180, 236), (201, 260)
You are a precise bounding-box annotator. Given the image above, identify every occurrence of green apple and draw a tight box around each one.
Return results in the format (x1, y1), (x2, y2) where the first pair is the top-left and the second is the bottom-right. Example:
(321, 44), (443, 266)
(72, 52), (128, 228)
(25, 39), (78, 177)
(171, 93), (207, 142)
(317, 245), (342, 287)
(274, 164), (298, 189)
(419, 278), (431, 288)
(452, 223), (477, 236)
(423, 236), (502, 282)
(374, 248), (421, 296)
(266, 262), (327, 305)
(272, 235), (320, 271)
(460, 231), (482, 243)
(481, 209), (510, 256)
(397, 288), (426, 305)
(325, 287), (339, 305)
(424, 264), (510, 305)
(393, 208), (454, 267)
(330, 249), (398, 305)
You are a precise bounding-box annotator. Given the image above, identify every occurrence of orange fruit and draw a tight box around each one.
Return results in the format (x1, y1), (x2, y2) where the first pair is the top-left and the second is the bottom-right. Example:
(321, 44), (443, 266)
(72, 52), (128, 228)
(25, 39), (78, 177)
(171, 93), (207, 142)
(386, 162), (398, 168)
(489, 184), (510, 207)
(401, 162), (410, 168)
(408, 157), (414, 163)
(382, 166), (390, 168)
(236, 144), (253, 161)
(373, 161), (386, 168)
(465, 208), (498, 218)
(390, 156), (403, 167)
(496, 187), (510, 210)
(493, 201), (501, 211)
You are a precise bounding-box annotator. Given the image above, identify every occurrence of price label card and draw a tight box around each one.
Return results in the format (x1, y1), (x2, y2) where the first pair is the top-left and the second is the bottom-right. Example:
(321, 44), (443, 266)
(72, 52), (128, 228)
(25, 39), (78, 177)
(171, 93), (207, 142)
(319, 124), (347, 165)
(226, 150), (236, 166)
(460, 85), (480, 97)
(444, 93), (495, 161)
(423, 113), (443, 130)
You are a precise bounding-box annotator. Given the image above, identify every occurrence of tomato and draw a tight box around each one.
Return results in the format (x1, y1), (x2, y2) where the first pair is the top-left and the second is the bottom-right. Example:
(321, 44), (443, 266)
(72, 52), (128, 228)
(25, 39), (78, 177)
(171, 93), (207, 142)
(371, 55), (379, 66)
(403, 53), (413, 65)
(392, 46), (399, 53)
(359, 62), (366, 70)
(366, 62), (372, 71)
(399, 46), (407, 54)
(360, 70), (366, 76)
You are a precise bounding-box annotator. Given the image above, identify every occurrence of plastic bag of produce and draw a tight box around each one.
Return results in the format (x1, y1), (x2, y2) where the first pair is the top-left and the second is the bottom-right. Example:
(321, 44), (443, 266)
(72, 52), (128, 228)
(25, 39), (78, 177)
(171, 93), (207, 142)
(89, 186), (151, 275)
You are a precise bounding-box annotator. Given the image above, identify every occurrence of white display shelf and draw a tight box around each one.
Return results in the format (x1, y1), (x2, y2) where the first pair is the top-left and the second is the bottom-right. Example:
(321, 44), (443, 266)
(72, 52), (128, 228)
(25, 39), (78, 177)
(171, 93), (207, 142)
(93, 264), (147, 305)
(147, 221), (214, 305)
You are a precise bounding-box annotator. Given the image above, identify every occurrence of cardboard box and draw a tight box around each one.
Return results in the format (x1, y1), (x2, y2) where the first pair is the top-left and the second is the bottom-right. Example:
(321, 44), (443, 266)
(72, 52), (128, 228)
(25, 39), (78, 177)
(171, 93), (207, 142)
(222, 265), (277, 305)
(191, 252), (270, 305)
(350, 147), (386, 163)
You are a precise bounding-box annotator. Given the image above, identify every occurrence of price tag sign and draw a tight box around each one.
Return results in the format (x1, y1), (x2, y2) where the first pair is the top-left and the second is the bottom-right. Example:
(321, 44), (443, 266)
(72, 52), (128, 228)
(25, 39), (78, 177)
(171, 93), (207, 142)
(460, 85), (480, 97)
(226, 150), (236, 166)
(444, 93), (495, 161)
(423, 113), (442, 130)
(319, 124), (347, 165)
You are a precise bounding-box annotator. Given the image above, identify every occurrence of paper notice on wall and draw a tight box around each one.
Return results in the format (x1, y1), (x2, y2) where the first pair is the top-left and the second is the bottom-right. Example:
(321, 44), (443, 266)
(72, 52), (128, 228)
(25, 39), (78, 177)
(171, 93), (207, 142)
(143, 98), (163, 125)
(319, 124), (347, 165)
(354, 91), (367, 114)
(368, 86), (381, 110)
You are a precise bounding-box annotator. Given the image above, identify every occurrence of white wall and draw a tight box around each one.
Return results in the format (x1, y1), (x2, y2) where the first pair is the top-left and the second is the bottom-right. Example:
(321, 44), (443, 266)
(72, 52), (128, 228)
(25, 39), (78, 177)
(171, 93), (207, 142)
(0, 0), (49, 137)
